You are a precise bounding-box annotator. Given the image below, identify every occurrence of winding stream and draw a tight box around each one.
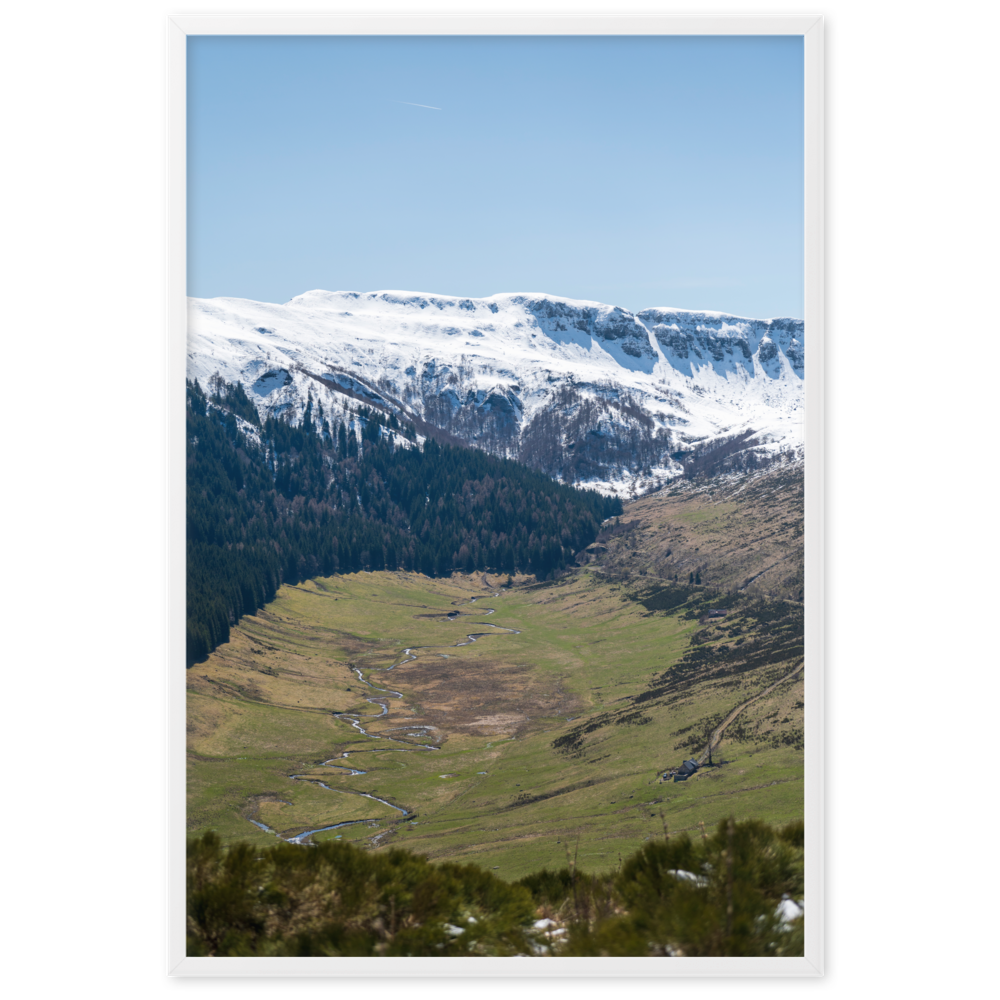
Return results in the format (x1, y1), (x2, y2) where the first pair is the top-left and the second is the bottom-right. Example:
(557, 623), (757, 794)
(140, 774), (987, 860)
(250, 594), (520, 845)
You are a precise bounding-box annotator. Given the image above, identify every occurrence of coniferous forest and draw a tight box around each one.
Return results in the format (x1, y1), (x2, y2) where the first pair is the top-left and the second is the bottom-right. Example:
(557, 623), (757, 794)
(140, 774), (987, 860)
(186, 377), (621, 665)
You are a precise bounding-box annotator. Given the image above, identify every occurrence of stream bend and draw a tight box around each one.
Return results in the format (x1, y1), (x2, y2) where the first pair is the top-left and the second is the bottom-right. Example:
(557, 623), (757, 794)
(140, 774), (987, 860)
(250, 593), (518, 845)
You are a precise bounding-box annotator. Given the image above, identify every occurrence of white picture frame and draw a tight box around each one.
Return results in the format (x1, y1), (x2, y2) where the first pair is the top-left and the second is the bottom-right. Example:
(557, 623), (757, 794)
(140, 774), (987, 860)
(167, 13), (824, 978)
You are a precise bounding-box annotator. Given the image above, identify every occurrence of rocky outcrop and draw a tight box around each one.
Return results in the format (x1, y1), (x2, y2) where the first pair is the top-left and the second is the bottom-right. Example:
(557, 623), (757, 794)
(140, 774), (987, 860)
(638, 308), (804, 381)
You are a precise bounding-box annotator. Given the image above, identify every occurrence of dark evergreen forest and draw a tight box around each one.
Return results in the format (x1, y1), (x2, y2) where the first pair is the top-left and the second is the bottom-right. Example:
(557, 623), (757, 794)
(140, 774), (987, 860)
(187, 377), (621, 666)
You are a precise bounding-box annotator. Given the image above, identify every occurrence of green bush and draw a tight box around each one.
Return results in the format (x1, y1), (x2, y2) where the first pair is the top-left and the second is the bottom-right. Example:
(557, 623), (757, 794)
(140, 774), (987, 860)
(187, 832), (536, 956)
(515, 866), (576, 908)
(563, 818), (804, 957)
(188, 818), (805, 958)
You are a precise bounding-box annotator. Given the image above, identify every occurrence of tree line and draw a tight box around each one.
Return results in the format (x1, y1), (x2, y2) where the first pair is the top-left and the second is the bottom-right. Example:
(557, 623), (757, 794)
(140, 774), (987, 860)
(187, 377), (621, 665)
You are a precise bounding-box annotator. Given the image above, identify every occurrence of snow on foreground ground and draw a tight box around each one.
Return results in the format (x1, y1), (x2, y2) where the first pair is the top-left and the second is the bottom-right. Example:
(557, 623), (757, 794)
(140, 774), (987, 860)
(188, 289), (804, 493)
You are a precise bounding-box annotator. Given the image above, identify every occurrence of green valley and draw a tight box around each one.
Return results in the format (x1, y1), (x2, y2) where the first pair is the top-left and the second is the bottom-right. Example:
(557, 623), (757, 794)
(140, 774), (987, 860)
(188, 559), (804, 880)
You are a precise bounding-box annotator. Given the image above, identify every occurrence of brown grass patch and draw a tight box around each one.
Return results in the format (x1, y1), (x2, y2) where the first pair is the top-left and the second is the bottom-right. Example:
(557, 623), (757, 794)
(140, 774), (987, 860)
(391, 656), (578, 740)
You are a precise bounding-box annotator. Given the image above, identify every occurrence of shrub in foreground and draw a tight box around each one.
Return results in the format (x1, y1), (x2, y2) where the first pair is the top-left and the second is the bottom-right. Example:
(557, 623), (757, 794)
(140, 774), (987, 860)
(561, 818), (805, 957)
(187, 832), (536, 956)
(188, 818), (804, 957)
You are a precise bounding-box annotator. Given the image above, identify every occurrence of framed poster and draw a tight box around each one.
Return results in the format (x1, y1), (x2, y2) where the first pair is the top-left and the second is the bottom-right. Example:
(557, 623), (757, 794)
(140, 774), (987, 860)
(164, 13), (836, 988)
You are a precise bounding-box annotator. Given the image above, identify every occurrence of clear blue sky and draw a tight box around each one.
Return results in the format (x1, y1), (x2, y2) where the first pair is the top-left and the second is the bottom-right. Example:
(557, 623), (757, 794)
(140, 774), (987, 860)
(188, 35), (803, 318)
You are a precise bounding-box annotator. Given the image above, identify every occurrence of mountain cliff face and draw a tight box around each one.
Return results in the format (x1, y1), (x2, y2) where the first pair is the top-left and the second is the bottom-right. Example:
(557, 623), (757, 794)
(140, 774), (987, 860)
(188, 290), (804, 493)
(638, 309), (804, 381)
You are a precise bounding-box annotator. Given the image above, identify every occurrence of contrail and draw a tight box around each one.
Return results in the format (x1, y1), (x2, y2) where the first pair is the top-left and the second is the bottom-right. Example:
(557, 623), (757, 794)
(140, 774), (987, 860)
(392, 100), (442, 111)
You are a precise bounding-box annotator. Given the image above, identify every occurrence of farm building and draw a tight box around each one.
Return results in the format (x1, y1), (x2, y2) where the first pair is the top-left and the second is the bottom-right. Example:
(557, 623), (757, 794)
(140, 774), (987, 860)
(678, 759), (699, 776)
(663, 759), (700, 783)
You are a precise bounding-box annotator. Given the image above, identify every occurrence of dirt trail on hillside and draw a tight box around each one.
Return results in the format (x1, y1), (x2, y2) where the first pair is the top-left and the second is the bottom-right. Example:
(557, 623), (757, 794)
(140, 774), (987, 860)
(696, 658), (805, 765)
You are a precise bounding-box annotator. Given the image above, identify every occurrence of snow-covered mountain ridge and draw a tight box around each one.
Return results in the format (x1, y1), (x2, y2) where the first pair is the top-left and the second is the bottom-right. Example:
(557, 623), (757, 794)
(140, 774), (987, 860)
(188, 289), (804, 493)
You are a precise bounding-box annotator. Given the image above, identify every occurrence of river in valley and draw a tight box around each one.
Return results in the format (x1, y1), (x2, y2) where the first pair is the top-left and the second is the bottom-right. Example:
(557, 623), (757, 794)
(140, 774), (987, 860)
(248, 594), (520, 845)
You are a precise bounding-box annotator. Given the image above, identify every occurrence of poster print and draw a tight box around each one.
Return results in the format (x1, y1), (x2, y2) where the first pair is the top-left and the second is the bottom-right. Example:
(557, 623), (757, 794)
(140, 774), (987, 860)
(175, 19), (822, 973)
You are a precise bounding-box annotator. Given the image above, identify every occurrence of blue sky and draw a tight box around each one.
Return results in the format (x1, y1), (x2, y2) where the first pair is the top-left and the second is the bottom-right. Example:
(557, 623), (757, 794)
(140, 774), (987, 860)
(188, 35), (803, 318)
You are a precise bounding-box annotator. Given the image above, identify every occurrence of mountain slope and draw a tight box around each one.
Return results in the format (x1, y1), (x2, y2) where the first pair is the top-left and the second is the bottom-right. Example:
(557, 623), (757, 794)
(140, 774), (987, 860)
(188, 290), (805, 493)
(185, 377), (620, 663)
